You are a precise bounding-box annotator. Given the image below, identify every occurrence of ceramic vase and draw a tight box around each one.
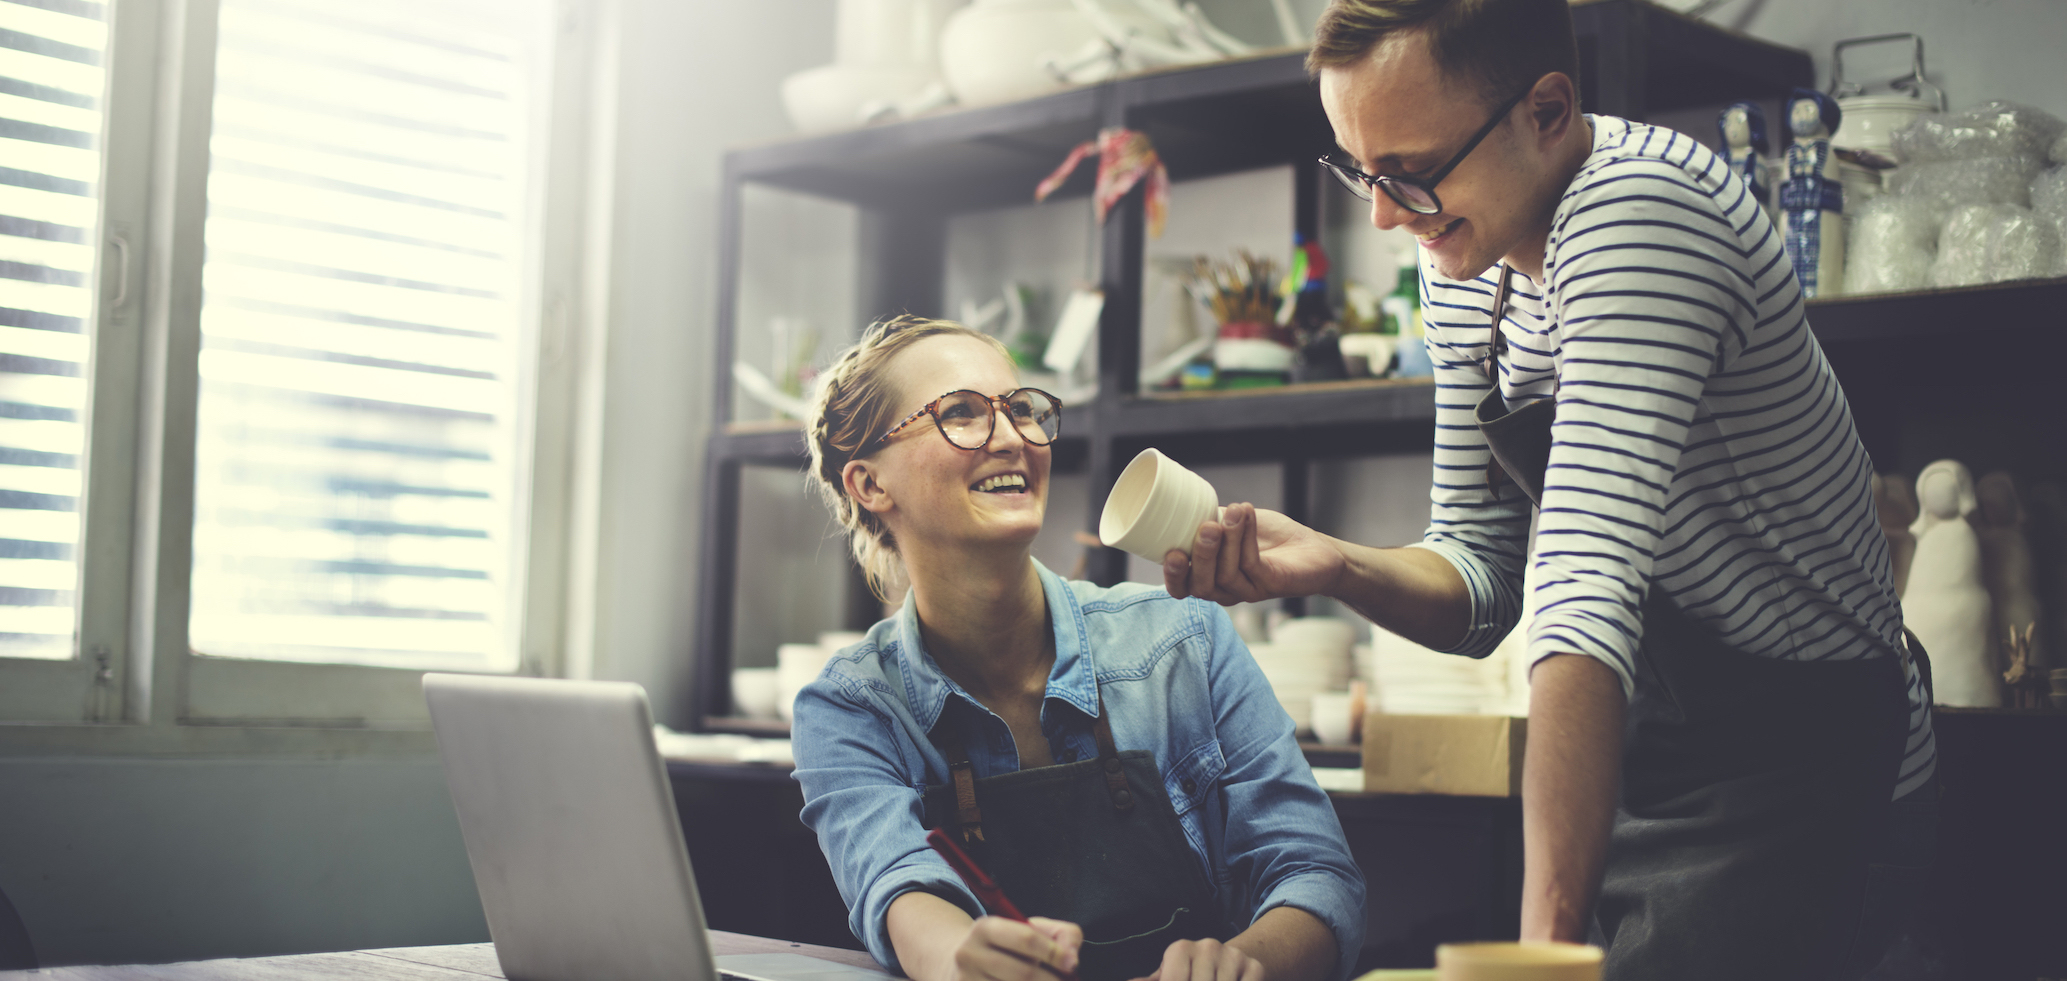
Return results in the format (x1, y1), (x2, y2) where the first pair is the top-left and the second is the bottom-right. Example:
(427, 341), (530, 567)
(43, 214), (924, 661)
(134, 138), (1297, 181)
(781, 0), (960, 132)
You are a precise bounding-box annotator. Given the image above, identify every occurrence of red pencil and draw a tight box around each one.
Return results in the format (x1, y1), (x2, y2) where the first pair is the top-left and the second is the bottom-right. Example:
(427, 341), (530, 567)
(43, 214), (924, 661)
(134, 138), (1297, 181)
(926, 828), (1080, 981)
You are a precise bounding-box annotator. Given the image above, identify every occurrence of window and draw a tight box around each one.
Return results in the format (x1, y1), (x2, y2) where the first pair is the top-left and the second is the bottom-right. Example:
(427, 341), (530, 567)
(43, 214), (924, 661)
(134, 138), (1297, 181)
(0, 0), (594, 727)
(188, 0), (535, 672)
(0, 0), (108, 662)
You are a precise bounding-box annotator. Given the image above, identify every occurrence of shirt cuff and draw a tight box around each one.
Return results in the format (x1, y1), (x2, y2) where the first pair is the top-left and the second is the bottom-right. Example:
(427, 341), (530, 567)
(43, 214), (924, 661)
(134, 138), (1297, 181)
(1253, 871), (1366, 981)
(1526, 614), (1638, 701)
(859, 867), (983, 972)
(1405, 540), (1516, 659)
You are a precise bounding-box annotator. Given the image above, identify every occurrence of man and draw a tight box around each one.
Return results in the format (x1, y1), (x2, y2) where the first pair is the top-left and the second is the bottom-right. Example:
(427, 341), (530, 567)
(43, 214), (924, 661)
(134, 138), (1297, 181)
(1163, 2), (1936, 978)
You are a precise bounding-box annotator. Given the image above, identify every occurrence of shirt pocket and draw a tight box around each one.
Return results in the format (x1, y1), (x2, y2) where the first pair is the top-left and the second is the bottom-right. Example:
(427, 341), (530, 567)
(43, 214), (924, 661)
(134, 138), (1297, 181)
(1163, 738), (1224, 818)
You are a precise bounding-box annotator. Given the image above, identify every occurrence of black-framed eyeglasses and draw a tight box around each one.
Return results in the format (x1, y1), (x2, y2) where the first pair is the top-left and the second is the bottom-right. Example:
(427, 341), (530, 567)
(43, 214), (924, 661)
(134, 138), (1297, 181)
(1319, 88), (1530, 215)
(867, 388), (1063, 454)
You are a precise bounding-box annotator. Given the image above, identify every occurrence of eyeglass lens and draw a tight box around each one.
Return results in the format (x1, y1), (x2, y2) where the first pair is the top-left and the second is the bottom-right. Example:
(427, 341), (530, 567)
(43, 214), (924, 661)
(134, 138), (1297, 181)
(1324, 162), (1440, 214)
(934, 390), (1061, 449)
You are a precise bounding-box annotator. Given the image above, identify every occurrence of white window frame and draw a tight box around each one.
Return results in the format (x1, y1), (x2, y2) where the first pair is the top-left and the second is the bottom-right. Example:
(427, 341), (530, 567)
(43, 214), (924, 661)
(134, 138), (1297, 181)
(0, 0), (612, 741)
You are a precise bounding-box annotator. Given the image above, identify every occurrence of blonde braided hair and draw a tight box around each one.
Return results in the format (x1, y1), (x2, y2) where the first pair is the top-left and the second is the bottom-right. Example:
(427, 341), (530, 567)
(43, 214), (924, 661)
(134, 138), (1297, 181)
(806, 315), (1015, 601)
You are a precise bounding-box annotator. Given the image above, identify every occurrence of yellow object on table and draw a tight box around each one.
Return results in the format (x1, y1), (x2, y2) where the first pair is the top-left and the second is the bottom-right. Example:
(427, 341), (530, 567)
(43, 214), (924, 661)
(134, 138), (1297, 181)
(1354, 972), (1439, 981)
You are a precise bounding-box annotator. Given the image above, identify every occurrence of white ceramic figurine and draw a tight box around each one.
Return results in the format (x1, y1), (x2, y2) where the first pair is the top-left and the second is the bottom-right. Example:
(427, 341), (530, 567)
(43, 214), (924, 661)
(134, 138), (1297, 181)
(1903, 460), (2000, 708)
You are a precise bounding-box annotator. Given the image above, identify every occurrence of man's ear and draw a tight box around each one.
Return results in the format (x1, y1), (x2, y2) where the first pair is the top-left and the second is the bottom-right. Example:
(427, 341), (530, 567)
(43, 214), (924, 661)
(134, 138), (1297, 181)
(843, 459), (894, 516)
(1527, 71), (1579, 148)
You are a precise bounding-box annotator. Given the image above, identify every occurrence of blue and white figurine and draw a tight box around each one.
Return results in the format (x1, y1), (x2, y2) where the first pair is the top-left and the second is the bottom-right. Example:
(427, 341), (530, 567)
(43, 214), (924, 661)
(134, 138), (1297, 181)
(1781, 88), (1846, 298)
(1717, 101), (1771, 218)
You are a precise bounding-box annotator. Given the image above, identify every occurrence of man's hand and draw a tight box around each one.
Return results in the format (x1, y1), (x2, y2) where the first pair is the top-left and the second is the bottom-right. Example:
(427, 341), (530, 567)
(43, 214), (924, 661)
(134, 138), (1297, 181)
(1134, 938), (1265, 981)
(1162, 503), (1346, 605)
(952, 916), (1082, 981)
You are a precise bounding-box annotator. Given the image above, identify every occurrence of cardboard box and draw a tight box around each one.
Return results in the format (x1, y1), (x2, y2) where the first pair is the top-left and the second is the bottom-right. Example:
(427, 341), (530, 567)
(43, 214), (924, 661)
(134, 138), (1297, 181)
(1359, 713), (1527, 797)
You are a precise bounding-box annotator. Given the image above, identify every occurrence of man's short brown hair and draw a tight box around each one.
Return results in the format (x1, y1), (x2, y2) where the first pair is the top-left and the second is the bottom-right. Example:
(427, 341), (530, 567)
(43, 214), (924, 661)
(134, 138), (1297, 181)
(1307, 0), (1581, 108)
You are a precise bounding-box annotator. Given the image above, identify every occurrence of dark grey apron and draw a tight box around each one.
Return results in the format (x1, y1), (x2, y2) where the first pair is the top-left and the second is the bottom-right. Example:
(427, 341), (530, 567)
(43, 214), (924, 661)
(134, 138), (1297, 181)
(923, 694), (1222, 981)
(1473, 264), (1916, 981)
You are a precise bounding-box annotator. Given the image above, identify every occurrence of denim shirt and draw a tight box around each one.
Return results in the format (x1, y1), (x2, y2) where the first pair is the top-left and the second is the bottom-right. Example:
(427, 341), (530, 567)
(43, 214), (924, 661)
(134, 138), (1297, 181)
(791, 561), (1366, 979)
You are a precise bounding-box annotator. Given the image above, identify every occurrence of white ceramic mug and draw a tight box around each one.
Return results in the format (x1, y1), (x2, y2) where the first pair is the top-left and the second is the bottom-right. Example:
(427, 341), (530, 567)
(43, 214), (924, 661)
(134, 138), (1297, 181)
(1435, 942), (1602, 981)
(731, 667), (781, 720)
(1310, 692), (1357, 746)
(777, 643), (833, 722)
(1099, 448), (1220, 563)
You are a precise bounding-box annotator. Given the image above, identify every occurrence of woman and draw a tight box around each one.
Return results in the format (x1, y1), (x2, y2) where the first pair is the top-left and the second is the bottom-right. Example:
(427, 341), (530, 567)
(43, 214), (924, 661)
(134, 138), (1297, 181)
(791, 316), (1364, 981)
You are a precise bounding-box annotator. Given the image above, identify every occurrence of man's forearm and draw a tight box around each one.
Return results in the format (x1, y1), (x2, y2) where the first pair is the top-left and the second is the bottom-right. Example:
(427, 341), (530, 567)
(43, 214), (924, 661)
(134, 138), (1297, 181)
(1322, 538), (1472, 650)
(1519, 653), (1626, 943)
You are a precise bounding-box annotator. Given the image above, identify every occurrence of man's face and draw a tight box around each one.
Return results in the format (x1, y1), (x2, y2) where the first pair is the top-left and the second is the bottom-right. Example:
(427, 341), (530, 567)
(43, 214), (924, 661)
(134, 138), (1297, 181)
(1319, 32), (1537, 283)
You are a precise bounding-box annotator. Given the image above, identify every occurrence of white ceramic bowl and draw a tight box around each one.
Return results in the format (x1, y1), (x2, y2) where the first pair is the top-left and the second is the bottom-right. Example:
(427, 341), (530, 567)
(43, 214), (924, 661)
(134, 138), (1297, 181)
(1100, 448), (1219, 563)
(1214, 337), (1296, 372)
(939, 0), (1099, 107)
(781, 63), (937, 133)
(1837, 96), (1936, 159)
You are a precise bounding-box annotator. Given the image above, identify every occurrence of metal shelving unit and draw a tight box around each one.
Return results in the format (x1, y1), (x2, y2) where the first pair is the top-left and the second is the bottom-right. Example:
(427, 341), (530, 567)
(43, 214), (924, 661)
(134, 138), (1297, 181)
(693, 0), (1815, 732)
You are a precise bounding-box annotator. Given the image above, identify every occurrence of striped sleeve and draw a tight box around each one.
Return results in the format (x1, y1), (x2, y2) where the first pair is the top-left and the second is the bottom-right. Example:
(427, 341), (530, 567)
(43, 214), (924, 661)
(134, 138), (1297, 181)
(1526, 157), (1754, 695)
(1411, 269), (1533, 659)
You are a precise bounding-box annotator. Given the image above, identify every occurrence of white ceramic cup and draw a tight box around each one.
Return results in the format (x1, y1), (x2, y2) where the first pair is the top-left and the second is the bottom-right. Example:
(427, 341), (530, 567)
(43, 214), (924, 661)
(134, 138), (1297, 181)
(1099, 448), (1220, 563)
(731, 667), (781, 719)
(1310, 692), (1357, 746)
(777, 642), (833, 722)
(1435, 942), (1602, 981)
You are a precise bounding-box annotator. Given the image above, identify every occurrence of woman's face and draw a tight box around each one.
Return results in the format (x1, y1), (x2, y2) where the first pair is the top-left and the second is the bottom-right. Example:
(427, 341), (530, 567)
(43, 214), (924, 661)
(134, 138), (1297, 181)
(867, 335), (1051, 556)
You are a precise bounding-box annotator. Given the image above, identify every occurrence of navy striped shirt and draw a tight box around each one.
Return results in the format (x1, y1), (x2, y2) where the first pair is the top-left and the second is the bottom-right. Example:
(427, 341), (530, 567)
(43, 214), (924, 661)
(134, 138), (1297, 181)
(1409, 115), (1934, 799)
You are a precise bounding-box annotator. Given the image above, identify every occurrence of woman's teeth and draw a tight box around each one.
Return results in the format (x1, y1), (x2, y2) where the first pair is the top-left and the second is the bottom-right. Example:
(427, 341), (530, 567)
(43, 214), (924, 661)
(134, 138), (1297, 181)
(1418, 218), (1460, 242)
(974, 474), (1026, 493)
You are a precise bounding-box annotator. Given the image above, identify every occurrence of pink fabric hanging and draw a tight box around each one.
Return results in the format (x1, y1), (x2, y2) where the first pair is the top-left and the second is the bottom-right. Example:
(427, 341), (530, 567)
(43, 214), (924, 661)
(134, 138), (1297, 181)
(1034, 127), (1170, 238)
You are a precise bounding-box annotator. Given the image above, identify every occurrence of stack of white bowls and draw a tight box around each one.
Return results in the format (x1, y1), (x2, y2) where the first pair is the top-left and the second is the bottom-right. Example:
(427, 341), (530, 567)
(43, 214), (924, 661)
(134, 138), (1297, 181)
(1250, 617), (1357, 735)
(1359, 625), (1507, 715)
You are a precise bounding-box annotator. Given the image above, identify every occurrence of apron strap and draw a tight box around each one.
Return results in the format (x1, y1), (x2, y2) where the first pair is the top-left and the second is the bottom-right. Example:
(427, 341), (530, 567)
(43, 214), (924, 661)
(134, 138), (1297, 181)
(1480, 263), (1517, 495)
(931, 719), (987, 843)
(1091, 693), (1134, 813)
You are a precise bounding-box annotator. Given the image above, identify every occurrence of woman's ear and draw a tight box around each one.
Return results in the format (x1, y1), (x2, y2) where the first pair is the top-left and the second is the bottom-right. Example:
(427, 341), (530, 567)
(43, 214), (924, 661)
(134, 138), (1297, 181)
(843, 459), (894, 516)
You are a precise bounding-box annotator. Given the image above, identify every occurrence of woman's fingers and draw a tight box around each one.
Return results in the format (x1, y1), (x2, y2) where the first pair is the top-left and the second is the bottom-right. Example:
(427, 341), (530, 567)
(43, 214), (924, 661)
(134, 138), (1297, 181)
(959, 916), (1078, 981)
(1026, 917), (1082, 972)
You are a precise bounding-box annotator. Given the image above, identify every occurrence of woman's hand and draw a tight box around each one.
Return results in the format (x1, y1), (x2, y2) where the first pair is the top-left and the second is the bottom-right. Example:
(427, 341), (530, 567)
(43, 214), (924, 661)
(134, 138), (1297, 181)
(952, 916), (1082, 981)
(1136, 938), (1267, 981)
(1162, 503), (1345, 606)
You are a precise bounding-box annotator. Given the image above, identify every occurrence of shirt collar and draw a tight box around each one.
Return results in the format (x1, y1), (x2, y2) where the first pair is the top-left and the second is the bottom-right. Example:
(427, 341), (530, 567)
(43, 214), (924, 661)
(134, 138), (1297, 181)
(894, 559), (1098, 734)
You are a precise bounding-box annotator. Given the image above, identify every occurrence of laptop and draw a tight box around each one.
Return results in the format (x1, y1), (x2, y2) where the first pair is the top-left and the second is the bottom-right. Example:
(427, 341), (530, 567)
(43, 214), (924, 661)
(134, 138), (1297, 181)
(424, 672), (897, 981)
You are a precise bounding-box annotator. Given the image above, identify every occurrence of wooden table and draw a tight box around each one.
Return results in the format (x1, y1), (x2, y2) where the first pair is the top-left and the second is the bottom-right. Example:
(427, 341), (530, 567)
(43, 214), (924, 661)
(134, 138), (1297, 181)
(0, 931), (888, 980)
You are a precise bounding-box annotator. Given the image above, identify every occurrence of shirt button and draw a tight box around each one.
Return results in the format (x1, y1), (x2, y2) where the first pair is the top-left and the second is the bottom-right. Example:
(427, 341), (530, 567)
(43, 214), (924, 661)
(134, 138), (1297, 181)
(1104, 757), (1121, 774)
